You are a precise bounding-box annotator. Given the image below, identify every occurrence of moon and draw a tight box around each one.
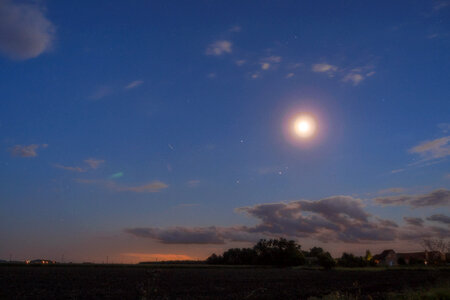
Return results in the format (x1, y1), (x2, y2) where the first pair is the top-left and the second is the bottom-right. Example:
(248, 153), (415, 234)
(293, 115), (316, 138)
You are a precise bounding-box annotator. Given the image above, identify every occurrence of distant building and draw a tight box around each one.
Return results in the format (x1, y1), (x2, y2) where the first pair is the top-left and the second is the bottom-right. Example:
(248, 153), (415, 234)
(373, 250), (446, 266)
(373, 249), (397, 266)
(29, 259), (56, 265)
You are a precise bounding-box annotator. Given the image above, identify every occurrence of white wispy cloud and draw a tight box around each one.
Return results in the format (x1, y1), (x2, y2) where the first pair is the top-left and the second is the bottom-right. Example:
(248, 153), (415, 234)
(311, 63), (338, 77)
(89, 86), (113, 100)
(54, 164), (86, 173)
(409, 136), (450, 161)
(205, 40), (232, 56)
(0, 0), (55, 60)
(9, 144), (47, 157)
(187, 179), (201, 187)
(342, 73), (364, 85)
(285, 73), (295, 78)
(235, 59), (246, 66)
(54, 158), (105, 172)
(84, 158), (105, 169)
(125, 80), (143, 90)
(76, 179), (168, 193)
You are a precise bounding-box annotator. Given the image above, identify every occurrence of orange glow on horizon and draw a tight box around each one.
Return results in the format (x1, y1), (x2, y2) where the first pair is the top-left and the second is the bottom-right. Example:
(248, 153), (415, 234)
(122, 253), (194, 262)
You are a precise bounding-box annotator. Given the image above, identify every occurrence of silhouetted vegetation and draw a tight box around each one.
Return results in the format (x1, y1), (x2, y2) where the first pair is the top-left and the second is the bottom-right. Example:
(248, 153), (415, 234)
(338, 252), (369, 268)
(207, 238), (306, 266)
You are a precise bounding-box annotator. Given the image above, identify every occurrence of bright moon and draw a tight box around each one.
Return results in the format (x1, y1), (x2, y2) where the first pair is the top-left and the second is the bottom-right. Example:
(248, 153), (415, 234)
(293, 115), (316, 138)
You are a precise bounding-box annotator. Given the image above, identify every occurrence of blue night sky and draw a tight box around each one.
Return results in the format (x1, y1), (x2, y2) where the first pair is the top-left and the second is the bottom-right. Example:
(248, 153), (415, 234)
(0, 0), (449, 263)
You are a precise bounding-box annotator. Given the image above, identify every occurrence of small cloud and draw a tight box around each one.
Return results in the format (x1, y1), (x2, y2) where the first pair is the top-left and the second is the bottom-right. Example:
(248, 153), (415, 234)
(409, 136), (450, 161)
(229, 25), (241, 33)
(84, 158), (105, 169)
(373, 189), (450, 207)
(54, 164), (86, 173)
(311, 63), (338, 77)
(391, 168), (405, 174)
(312, 63), (338, 73)
(205, 40), (232, 56)
(426, 214), (450, 225)
(403, 217), (424, 227)
(263, 56), (282, 63)
(261, 62), (270, 70)
(342, 73), (364, 86)
(187, 180), (200, 187)
(366, 71), (376, 77)
(428, 33), (439, 39)
(125, 80), (143, 90)
(235, 59), (246, 66)
(433, 1), (449, 11)
(89, 86), (113, 100)
(250, 72), (260, 79)
(76, 179), (168, 193)
(9, 144), (45, 157)
(125, 226), (225, 244)
(285, 73), (295, 79)
(207, 72), (216, 78)
(0, 0), (55, 60)
(120, 181), (168, 193)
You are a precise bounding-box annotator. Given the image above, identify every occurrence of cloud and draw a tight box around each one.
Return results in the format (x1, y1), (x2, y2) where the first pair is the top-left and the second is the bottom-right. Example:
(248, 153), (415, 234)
(84, 158), (104, 169)
(0, 0), (55, 60)
(409, 136), (450, 161)
(207, 72), (216, 78)
(433, 1), (449, 11)
(205, 40), (232, 56)
(9, 144), (46, 157)
(426, 214), (450, 225)
(77, 179), (168, 193)
(229, 25), (241, 33)
(342, 73), (364, 86)
(125, 193), (450, 245)
(125, 227), (225, 244)
(125, 80), (143, 90)
(373, 189), (450, 207)
(89, 86), (113, 100)
(312, 63), (338, 75)
(285, 73), (295, 79)
(119, 181), (168, 193)
(54, 158), (104, 172)
(403, 217), (424, 227)
(261, 62), (270, 70)
(235, 59), (246, 66)
(54, 164), (86, 173)
(187, 180), (200, 187)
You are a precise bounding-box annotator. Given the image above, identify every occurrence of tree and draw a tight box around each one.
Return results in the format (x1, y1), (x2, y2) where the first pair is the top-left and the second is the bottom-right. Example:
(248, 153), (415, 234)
(338, 252), (367, 268)
(421, 238), (450, 253)
(309, 247), (325, 258)
(317, 252), (336, 270)
(364, 250), (372, 262)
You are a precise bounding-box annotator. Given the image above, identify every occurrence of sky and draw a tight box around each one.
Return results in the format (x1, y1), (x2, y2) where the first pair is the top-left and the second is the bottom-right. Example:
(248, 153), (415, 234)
(0, 0), (449, 263)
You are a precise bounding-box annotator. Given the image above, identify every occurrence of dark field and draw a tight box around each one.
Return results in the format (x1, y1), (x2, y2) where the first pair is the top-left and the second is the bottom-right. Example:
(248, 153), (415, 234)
(1, 265), (449, 299)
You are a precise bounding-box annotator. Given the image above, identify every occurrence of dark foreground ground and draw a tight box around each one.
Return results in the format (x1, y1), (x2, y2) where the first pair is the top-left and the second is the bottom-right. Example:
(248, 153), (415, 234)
(1, 265), (449, 299)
